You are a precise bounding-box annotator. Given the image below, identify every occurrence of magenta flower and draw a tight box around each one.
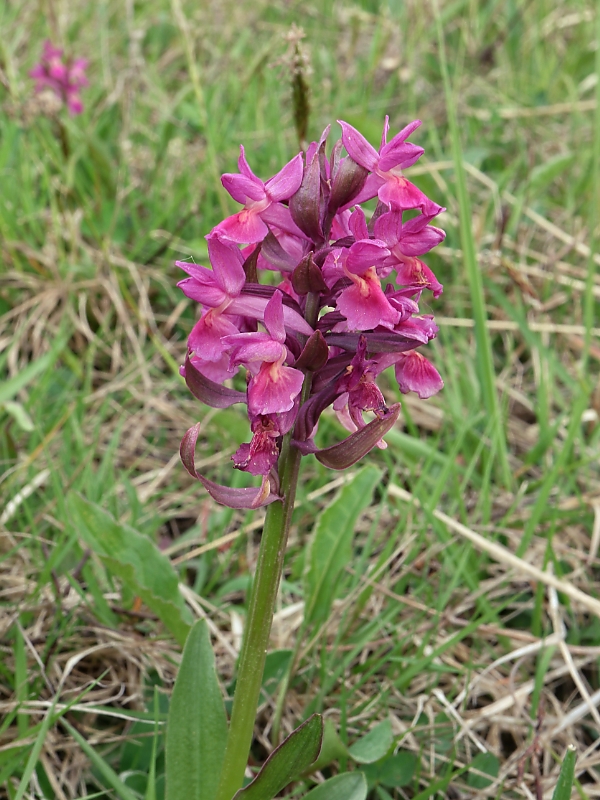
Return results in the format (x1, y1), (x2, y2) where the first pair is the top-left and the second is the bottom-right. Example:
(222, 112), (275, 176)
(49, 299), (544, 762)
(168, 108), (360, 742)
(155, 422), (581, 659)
(222, 292), (304, 416)
(178, 116), (446, 507)
(338, 117), (442, 215)
(214, 147), (304, 243)
(30, 40), (88, 115)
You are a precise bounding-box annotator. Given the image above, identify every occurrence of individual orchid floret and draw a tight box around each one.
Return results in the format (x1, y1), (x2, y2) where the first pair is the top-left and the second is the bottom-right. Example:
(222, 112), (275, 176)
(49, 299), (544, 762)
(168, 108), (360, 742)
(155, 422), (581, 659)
(30, 40), (89, 115)
(233, 404), (298, 476)
(324, 239), (401, 331)
(375, 210), (445, 297)
(333, 337), (389, 448)
(222, 291), (304, 416)
(338, 116), (442, 214)
(214, 147), (304, 243)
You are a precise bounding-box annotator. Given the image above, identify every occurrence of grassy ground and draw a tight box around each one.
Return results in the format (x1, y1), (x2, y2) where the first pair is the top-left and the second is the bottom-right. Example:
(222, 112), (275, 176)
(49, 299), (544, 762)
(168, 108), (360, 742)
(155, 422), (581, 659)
(1, 0), (599, 797)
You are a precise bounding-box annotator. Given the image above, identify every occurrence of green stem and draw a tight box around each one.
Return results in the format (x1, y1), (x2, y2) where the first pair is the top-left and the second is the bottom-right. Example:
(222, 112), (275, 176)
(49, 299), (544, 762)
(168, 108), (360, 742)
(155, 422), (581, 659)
(214, 293), (320, 800)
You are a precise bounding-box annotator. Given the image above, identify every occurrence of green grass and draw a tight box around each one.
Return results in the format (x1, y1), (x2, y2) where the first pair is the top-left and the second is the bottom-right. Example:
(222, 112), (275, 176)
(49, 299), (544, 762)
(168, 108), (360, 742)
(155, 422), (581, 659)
(1, 0), (599, 798)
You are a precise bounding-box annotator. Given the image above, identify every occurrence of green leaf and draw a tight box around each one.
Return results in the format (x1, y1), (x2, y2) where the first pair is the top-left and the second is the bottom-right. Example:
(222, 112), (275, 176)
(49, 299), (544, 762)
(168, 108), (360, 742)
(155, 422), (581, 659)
(304, 772), (368, 800)
(67, 494), (192, 646)
(234, 714), (323, 800)
(304, 466), (382, 625)
(379, 752), (417, 787)
(552, 745), (577, 800)
(348, 719), (393, 764)
(2, 401), (34, 432)
(165, 620), (228, 800)
(467, 752), (500, 789)
(530, 153), (575, 191)
(309, 718), (349, 772)
(0, 331), (68, 405)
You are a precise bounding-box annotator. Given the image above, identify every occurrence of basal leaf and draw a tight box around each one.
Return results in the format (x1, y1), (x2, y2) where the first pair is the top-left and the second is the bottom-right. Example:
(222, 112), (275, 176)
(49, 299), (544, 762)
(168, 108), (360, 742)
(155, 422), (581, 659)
(348, 719), (393, 764)
(304, 772), (367, 800)
(166, 620), (228, 800)
(552, 746), (576, 800)
(303, 466), (382, 626)
(467, 752), (500, 789)
(233, 714), (323, 800)
(68, 494), (192, 646)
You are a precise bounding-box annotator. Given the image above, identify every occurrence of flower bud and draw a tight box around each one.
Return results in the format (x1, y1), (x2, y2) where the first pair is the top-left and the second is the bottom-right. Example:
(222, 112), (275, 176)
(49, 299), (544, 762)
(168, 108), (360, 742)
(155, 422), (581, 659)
(328, 142), (369, 216)
(291, 253), (328, 295)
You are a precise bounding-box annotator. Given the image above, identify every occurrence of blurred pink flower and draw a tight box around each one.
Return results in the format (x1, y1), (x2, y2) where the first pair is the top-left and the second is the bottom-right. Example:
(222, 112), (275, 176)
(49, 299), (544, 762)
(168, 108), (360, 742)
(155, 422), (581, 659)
(30, 40), (88, 115)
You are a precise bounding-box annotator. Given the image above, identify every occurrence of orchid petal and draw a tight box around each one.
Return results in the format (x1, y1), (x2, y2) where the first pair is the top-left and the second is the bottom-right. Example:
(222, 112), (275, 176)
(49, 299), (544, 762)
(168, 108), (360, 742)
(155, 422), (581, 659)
(263, 290), (286, 343)
(228, 294), (314, 335)
(206, 235), (246, 296)
(338, 120), (379, 171)
(221, 172), (266, 204)
(214, 208), (269, 244)
(348, 208), (369, 242)
(265, 152), (304, 202)
(395, 352), (443, 398)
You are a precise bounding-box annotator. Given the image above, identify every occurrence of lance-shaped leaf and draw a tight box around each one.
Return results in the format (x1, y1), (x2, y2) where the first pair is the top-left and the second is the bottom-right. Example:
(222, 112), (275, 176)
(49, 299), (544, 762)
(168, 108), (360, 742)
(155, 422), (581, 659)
(302, 404), (401, 470)
(184, 356), (246, 408)
(552, 746), (576, 800)
(181, 423), (281, 509)
(165, 620), (228, 800)
(304, 466), (381, 626)
(233, 714), (323, 800)
(67, 495), (193, 646)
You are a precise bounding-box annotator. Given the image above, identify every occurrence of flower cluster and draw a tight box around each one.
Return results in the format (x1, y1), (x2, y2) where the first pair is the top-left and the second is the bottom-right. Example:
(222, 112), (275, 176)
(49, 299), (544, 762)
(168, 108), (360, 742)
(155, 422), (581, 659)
(30, 41), (88, 115)
(179, 118), (445, 508)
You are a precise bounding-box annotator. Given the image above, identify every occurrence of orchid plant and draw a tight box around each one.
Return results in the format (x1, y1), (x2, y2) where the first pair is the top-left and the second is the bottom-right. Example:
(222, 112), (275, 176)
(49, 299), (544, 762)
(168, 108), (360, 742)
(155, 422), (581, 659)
(167, 117), (445, 800)
(30, 40), (89, 116)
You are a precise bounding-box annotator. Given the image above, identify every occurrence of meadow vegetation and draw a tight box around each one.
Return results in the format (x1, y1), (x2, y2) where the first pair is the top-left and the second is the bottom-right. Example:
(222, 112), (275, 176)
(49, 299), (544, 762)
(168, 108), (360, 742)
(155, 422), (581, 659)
(0, 0), (599, 797)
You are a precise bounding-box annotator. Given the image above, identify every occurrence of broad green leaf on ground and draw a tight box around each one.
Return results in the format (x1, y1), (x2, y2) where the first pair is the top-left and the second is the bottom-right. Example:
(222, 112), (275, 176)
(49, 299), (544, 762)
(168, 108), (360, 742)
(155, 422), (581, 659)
(467, 752), (500, 789)
(379, 752), (418, 787)
(234, 714), (323, 800)
(67, 494), (192, 646)
(552, 746), (576, 800)
(348, 719), (393, 764)
(165, 620), (228, 800)
(303, 465), (382, 626)
(304, 772), (368, 800)
(309, 719), (349, 772)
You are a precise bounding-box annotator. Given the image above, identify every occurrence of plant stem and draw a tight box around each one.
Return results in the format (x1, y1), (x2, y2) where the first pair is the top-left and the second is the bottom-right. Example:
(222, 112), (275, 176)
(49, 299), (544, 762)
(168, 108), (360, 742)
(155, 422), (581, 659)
(214, 293), (320, 800)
